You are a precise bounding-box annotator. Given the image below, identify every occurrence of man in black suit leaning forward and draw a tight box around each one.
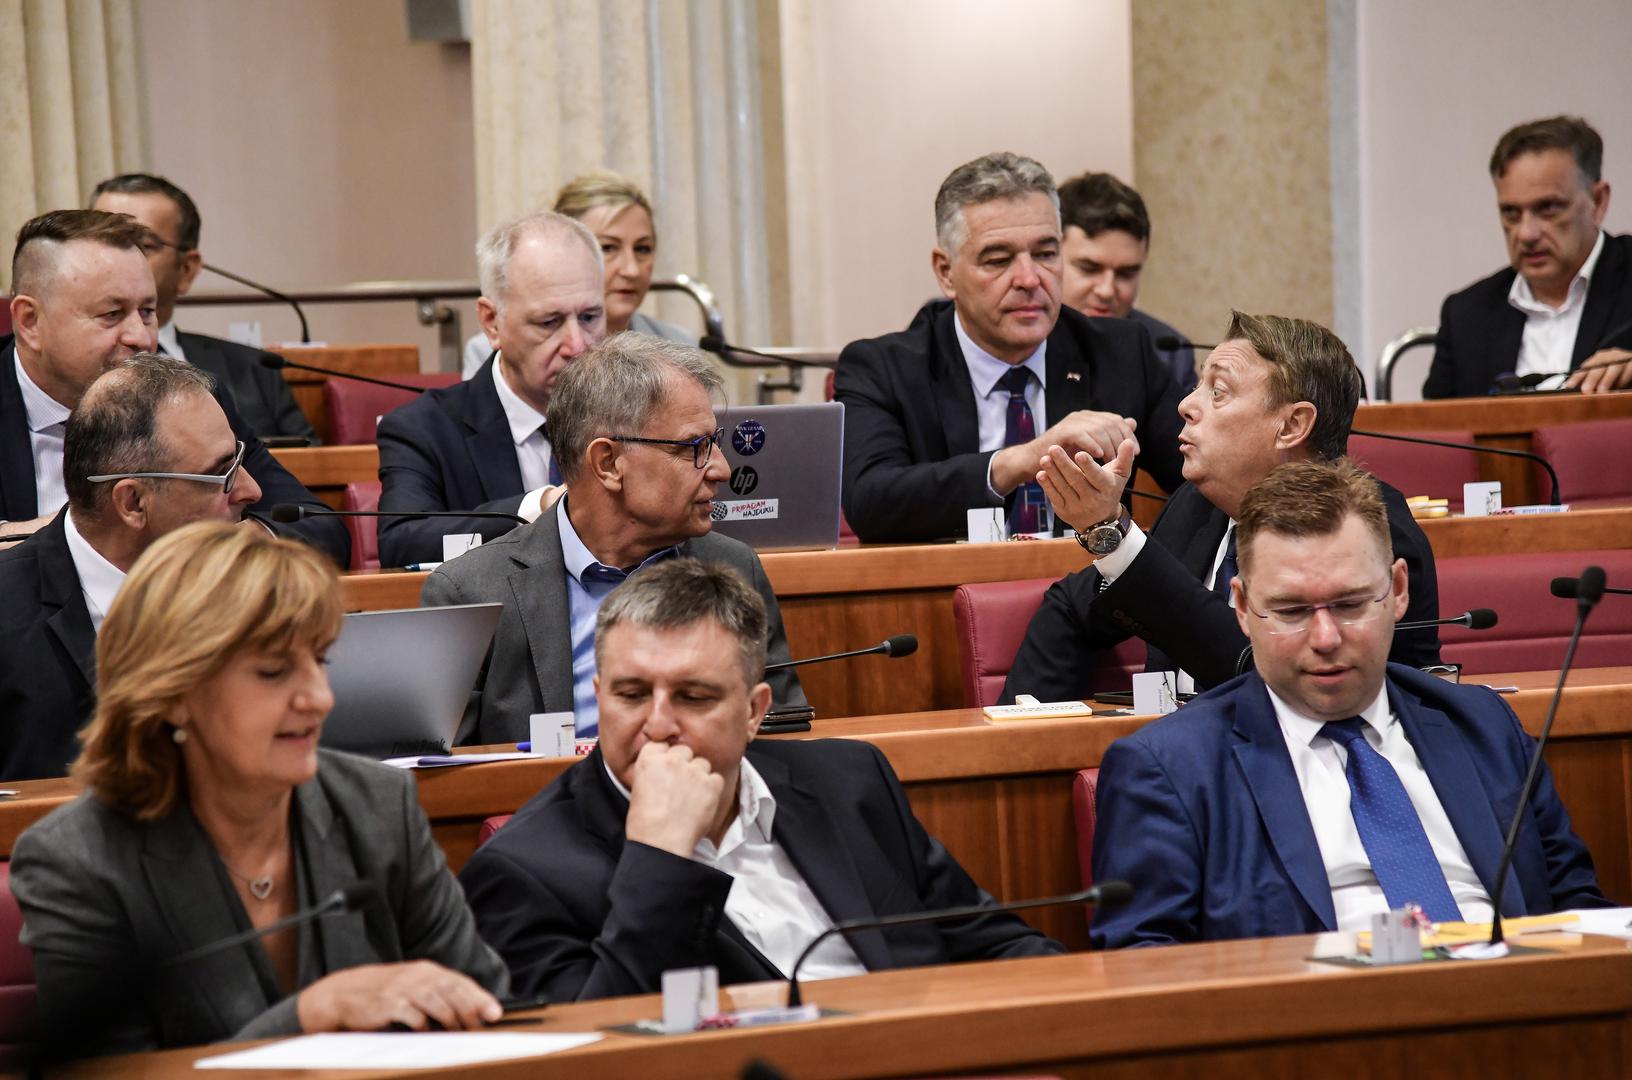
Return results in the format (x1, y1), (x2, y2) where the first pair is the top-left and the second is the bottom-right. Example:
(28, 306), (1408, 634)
(834, 152), (1185, 543)
(1004, 312), (1441, 702)
(460, 558), (1062, 1001)
(1425, 116), (1632, 398)
(90, 173), (317, 443)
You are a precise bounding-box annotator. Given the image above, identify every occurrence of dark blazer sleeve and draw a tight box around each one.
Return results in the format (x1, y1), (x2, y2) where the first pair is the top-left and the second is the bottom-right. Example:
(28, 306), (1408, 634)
(1001, 565), (1125, 704)
(182, 334), (319, 444)
(222, 390), (350, 568)
(834, 337), (1000, 544)
(376, 406), (526, 568)
(251, 354), (319, 444)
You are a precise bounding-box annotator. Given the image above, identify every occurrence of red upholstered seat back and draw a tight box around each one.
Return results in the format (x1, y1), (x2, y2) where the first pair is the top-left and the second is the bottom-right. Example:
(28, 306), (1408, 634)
(1435, 549), (1632, 674)
(477, 815), (513, 847)
(0, 863), (38, 1070)
(1347, 431), (1480, 514)
(324, 373), (460, 445)
(953, 578), (1143, 708)
(1532, 419), (1632, 508)
(342, 481), (382, 571)
(1071, 767), (1099, 893)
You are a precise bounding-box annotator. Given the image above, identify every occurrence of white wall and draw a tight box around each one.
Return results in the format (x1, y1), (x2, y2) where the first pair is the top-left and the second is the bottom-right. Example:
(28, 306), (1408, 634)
(1355, 1), (1632, 398)
(781, 0), (1133, 348)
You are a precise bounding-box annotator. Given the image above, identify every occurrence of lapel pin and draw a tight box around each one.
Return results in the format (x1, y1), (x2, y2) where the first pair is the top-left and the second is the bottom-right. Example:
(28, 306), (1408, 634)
(1065, 371), (1082, 382)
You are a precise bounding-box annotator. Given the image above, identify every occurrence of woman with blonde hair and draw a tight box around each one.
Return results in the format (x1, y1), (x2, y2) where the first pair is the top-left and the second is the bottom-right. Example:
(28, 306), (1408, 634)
(11, 521), (507, 1058)
(462, 170), (696, 375)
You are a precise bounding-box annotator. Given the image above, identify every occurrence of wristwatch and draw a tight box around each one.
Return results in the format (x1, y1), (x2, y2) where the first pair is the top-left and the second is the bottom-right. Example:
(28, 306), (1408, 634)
(1074, 509), (1131, 556)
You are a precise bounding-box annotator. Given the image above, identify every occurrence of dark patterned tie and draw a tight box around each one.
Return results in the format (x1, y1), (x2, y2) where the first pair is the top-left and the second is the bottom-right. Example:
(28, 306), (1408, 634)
(998, 366), (1042, 535)
(1320, 718), (1462, 922)
(542, 424), (563, 486)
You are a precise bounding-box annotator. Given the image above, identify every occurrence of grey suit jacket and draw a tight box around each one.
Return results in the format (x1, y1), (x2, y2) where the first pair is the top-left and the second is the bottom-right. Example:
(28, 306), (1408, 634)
(10, 749), (508, 1058)
(421, 507), (807, 745)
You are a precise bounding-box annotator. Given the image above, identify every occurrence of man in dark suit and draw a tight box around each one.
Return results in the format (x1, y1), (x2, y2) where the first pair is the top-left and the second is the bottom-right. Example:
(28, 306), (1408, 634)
(422, 334), (805, 743)
(1004, 312), (1439, 702)
(0, 355), (266, 779)
(461, 557), (1062, 1001)
(1426, 116), (1632, 398)
(1, 210), (347, 565)
(90, 173), (317, 443)
(834, 152), (1185, 544)
(1090, 461), (1609, 948)
(377, 211), (605, 567)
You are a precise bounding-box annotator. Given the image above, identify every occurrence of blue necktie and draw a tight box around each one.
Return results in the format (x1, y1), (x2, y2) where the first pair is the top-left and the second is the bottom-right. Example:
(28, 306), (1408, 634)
(1212, 526), (1238, 598)
(1320, 719), (1461, 922)
(997, 367), (1043, 535)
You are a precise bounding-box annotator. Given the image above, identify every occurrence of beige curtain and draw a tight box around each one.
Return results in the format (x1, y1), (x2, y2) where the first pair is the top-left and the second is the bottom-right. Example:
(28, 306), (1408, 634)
(0, 0), (144, 289)
(471, 0), (788, 359)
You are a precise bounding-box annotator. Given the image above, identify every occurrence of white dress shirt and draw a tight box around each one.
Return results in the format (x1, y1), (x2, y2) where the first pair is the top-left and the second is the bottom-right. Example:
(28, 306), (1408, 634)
(61, 509), (127, 633)
(954, 314), (1048, 506)
(1267, 684), (1493, 930)
(1510, 229), (1606, 384)
(155, 322), (188, 364)
(14, 354), (71, 518)
(490, 357), (555, 522)
(604, 757), (867, 981)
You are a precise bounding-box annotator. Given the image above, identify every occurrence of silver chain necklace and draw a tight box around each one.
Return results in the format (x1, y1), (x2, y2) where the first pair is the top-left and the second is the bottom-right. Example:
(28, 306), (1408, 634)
(222, 857), (277, 901)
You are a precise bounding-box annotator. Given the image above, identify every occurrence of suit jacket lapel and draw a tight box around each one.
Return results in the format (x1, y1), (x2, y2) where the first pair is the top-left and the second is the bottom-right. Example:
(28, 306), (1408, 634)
(294, 775), (378, 973)
(510, 510), (575, 714)
(1229, 677), (1339, 929)
(1574, 236), (1629, 365)
(754, 750), (893, 970)
(0, 340), (41, 521)
(1389, 681), (1525, 915)
(1044, 319), (1092, 425)
(928, 305), (984, 456)
(461, 360), (525, 502)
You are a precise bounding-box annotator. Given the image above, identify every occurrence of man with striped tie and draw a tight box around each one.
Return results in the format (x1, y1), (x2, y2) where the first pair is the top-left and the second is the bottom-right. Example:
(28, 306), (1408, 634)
(1089, 459), (1609, 948)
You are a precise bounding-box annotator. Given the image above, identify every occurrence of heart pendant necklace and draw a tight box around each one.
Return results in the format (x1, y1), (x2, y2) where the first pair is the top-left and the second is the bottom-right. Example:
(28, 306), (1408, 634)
(223, 858), (277, 901)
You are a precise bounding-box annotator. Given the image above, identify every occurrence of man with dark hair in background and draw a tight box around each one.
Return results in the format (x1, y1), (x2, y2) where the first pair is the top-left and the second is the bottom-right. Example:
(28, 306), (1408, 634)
(1425, 116), (1632, 397)
(90, 173), (317, 443)
(1057, 171), (1196, 393)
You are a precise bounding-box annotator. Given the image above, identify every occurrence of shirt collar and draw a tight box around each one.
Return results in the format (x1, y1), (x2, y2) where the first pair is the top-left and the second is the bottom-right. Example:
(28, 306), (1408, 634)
(1508, 229), (1606, 315)
(156, 322), (184, 360)
(62, 508), (127, 630)
(13, 354), (71, 433)
(556, 493), (678, 583)
(1266, 681), (1391, 749)
(490, 354), (547, 447)
(953, 311), (1047, 395)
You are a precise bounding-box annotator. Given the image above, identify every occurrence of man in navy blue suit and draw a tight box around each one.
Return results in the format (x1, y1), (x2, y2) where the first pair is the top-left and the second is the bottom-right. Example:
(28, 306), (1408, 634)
(1090, 460), (1609, 949)
(376, 211), (605, 567)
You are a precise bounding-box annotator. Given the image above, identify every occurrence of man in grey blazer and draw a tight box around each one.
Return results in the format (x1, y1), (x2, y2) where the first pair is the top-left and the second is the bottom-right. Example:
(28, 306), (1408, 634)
(422, 333), (806, 744)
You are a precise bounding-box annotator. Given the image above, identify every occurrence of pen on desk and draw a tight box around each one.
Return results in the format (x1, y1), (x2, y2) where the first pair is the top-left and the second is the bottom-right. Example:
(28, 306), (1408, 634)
(403, 561), (442, 572)
(516, 742), (531, 753)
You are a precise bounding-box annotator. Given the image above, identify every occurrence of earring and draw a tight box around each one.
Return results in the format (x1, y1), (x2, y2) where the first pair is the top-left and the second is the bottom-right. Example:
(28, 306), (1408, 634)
(172, 726), (188, 745)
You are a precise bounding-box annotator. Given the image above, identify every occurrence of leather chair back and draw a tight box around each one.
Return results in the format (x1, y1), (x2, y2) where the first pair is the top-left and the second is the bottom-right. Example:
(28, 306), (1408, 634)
(1348, 431), (1480, 514)
(1436, 548), (1632, 673)
(954, 578), (1143, 707)
(342, 481), (383, 571)
(478, 815), (514, 847)
(324, 373), (459, 445)
(1532, 418), (1632, 508)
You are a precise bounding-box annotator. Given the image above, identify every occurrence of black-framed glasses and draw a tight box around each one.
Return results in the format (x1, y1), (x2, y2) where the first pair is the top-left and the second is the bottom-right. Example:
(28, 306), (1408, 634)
(1240, 579), (1393, 635)
(610, 428), (725, 469)
(86, 441), (246, 495)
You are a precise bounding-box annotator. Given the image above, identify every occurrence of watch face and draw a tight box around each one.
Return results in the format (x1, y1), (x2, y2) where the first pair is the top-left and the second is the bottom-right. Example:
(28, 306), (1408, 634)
(1082, 523), (1122, 556)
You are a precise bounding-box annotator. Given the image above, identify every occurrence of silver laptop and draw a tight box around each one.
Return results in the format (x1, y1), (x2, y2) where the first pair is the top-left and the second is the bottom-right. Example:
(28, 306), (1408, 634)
(320, 603), (502, 758)
(710, 403), (844, 552)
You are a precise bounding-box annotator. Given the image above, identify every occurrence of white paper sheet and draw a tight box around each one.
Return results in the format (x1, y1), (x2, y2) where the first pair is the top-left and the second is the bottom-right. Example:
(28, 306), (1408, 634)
(1562, 906), (1632, 940)
(195, 1031), (602, 1069)
(381, 752), (538, 769)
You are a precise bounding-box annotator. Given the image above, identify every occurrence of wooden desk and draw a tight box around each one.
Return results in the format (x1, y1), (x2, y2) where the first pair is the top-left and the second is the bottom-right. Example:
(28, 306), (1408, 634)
(1356, 391), (1632, 504)
(61, 934), (1632, 1079)
(268, 344), (419, 445)
(6, 668), (1628, 953)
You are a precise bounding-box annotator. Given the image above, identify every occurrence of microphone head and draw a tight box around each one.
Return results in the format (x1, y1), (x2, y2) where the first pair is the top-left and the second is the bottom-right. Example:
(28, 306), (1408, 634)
(340, 882), (380, 912)
(698, 334), (727, 355)
(1091, 880), (1134, 907)
(1577, 566), (1607, 608)
(1551, 576), (1579, 599)
(257, 353), (287, 370)
(882, 634), (918, 658)
(1153, 334), (1185, 352)
(1464, 608), (1498, 630)
(268, 503), (305, 523)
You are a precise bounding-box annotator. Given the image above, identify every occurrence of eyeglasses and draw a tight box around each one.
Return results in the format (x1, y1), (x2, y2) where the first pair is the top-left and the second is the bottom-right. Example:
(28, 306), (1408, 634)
(610, 428), (725, 470)
(1240, 580), (1393, 635)
(86, 441), (246, 495)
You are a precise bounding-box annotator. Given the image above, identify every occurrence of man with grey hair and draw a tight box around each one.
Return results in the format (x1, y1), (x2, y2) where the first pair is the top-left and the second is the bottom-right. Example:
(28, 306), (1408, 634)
(0, 353), (265, 779)
(377, 210), (606, 567)
(460, 557), (1062, 1002)
(833, 151), (1186, 543)
(421, 332), (805, 743)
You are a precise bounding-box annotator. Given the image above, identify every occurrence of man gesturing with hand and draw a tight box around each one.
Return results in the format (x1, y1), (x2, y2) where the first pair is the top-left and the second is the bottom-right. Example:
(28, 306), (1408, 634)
(461, 559), (1061, 1002)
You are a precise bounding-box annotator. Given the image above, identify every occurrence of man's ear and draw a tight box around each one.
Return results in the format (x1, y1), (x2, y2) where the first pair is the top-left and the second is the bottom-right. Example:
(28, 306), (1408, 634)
(10, 295), (42, 351)
(584, 436), (624, 493)
(1276, 402), (1317, 453)
(476, 297), (501, 349)
(1390, 556), (1409, 619)
(931, 248), (956, 300)
(1591, 179), (1611, 225)
(744, 680), (772, 741)
(106, 479), (151, 531)
(174, 249), (204, 297)
(1230, 576), (1252, 637)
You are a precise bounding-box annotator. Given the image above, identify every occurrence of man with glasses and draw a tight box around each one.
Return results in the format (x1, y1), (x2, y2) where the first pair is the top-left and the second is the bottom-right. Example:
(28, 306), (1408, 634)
(90, 173), (317, 442)
(1002, 312), (1439, 703)
(1088, 460), (1608, 947)
(0, 354), (264, 779)
(1, 210), (348, 564)
(421, 334), (806, 743)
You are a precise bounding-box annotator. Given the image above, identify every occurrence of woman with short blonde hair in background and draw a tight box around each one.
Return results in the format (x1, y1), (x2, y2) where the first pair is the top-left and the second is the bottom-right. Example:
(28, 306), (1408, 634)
(11, 521), (508, 1059)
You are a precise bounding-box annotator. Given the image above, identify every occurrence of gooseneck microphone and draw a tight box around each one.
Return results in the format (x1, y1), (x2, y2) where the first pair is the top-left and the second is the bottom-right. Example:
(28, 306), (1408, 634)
(1492, 356), (1632, 393)
(164, 883), (377, 967)
(259, 353), (431, 394)
(764, 635), (918, 673)
(1233, 610), (1497, 677)
(204, 262), (312, 343)
(1349, 429), (1561, 506)
(699, 334), (835, 369)
(1488, 566), (1606, 948)
(1551, 576), (1632, 599)
(785, 880), (1133, 1007)
(269, 504), (528, 526)
(1153, 335), (1219, 352)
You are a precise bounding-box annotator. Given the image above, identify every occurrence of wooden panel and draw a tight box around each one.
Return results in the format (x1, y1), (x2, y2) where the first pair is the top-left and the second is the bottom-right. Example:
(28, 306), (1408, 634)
(1418, 506), (1632, 556)
(268, 343), (419, 444)
(1356, 392), (1632, 433)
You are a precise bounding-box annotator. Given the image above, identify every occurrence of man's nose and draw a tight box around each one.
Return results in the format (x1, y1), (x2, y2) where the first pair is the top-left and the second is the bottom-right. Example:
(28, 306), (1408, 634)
(1177, 384), (1200, 422)
(642, 695), (681, 741)
(122, 313), (157, 350)
(560, 319), (589, 357)
(703, 442), (729, 482)
(233, 468), (263, 507)
(1090, 269), (1116, 296)
(1011, 253), (1041, 290)
(1306, 607), (1343, 650)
